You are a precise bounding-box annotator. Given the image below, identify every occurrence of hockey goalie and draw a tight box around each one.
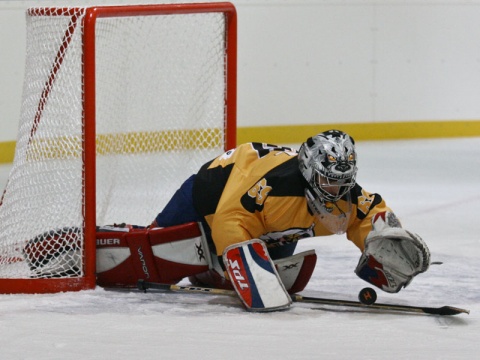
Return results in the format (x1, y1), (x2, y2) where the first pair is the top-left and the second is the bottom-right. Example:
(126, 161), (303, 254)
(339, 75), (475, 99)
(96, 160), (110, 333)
(26, 130), (430, 312)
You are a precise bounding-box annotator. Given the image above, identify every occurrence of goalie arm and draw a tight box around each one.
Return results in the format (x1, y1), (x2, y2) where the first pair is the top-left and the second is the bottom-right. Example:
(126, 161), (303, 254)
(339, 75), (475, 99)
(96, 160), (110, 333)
(354, 211), (431, 293)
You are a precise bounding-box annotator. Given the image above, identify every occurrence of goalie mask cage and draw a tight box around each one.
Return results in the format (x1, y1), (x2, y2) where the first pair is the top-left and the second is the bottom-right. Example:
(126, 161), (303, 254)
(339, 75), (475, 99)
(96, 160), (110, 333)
(0, 2), (237, 293)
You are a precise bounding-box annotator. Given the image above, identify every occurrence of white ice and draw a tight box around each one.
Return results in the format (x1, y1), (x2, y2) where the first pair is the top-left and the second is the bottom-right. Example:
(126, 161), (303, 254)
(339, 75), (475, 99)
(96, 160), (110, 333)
(0, 137), (479, 359)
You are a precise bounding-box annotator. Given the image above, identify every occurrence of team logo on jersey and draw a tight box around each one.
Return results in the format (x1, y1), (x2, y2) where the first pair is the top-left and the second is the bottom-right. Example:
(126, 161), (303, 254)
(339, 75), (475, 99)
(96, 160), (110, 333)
(241, 178), (272, 213)
(247, 178), (272, 206)
(260, 225), (315, 246)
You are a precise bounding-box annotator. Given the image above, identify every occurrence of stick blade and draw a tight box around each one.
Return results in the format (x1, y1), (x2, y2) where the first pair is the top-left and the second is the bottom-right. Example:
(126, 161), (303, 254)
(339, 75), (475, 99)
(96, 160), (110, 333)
(422, 306), (470, 316)
(137, 279), (147, 292)
(137, 279), (172, 292)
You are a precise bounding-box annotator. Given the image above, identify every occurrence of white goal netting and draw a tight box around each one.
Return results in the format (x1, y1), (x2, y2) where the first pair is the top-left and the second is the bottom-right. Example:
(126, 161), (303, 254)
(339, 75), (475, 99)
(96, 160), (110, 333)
(0, 4), (235, 285)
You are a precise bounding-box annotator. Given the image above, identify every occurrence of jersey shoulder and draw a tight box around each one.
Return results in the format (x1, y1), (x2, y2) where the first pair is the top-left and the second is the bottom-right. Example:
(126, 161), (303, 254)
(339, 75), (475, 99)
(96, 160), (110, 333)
(349, 183), (386, 219)
(263, 156), (305, 197)
(207, 142), (297, 170)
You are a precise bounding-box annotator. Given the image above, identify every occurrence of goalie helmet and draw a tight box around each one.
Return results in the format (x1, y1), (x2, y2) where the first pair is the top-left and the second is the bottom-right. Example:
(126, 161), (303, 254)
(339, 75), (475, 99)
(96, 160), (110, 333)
(298, 130), (357, 203)
(298, 130), (357, 234)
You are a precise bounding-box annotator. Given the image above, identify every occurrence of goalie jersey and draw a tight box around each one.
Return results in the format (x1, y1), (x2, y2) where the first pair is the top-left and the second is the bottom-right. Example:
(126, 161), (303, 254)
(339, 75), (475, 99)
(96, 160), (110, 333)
(192, 143), (391, 256)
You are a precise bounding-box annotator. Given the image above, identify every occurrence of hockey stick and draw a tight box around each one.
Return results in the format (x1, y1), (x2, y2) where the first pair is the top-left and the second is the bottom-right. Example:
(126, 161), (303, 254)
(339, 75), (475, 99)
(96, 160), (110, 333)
(138, 280), (236, 296)
(137, 280), (470, 316)
(291, 294), (469, 316)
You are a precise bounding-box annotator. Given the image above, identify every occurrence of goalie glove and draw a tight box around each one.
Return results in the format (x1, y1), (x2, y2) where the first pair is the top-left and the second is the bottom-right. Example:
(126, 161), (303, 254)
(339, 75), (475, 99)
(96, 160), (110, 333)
(355, 211), (430, 293)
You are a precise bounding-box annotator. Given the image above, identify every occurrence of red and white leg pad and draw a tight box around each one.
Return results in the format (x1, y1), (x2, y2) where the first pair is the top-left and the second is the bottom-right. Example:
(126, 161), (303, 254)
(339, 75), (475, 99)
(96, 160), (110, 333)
(190, 248), (317, 295)
(223, 240), (292, 312)
(274, 249), (317, 294)
(96, 222), (210, 288)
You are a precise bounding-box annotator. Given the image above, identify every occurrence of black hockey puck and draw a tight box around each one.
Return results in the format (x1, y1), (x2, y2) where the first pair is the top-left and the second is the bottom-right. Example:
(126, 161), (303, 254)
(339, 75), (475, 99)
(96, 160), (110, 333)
(358, 287), (377, 305)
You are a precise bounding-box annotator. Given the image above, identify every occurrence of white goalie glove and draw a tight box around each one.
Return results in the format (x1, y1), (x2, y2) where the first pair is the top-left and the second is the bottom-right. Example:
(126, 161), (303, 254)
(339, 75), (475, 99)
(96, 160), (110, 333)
(355, 211), (430, 293)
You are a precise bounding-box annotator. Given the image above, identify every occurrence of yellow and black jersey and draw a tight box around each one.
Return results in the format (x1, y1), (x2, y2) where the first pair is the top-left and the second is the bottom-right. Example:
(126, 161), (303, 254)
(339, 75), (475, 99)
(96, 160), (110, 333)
(192, 143), (391, 255)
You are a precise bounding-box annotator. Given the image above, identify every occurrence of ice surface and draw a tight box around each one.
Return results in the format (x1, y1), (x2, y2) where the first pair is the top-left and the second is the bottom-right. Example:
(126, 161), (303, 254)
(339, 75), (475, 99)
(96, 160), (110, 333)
(0, 138), (479, 359)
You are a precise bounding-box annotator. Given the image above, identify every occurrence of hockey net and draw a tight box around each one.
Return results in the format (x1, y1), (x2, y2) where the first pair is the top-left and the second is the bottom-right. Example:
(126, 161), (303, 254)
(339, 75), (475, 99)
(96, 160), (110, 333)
(0, 3), (237, 293)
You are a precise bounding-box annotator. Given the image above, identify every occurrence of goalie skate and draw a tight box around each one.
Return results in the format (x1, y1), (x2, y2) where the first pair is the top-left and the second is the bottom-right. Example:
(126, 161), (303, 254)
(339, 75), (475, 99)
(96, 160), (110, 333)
(24, 227), (82, 278)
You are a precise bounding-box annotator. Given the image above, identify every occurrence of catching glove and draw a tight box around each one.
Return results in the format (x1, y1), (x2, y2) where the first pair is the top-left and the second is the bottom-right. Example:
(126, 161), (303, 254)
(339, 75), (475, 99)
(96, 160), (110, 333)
(355, 211), (430, 293)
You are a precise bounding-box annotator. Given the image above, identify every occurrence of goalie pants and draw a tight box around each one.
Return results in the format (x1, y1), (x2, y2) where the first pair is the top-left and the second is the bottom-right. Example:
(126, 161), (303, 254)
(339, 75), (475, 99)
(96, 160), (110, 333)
(154, 174), (297, 260)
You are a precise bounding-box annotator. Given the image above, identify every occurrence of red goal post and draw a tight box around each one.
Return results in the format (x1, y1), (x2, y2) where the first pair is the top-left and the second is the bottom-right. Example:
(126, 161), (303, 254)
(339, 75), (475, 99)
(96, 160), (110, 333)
(0, 3), (237, 293)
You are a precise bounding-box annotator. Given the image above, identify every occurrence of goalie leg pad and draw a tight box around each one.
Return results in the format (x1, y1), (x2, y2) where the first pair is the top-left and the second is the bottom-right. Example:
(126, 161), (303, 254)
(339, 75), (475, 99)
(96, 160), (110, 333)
(96, 228), (161, 287)
(274, 250), (317, 294)
(223, 240), (292, 312)
(149, 222), (210, 283)
(189, 249), (317, 294)
(96, 222), (210, 287)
